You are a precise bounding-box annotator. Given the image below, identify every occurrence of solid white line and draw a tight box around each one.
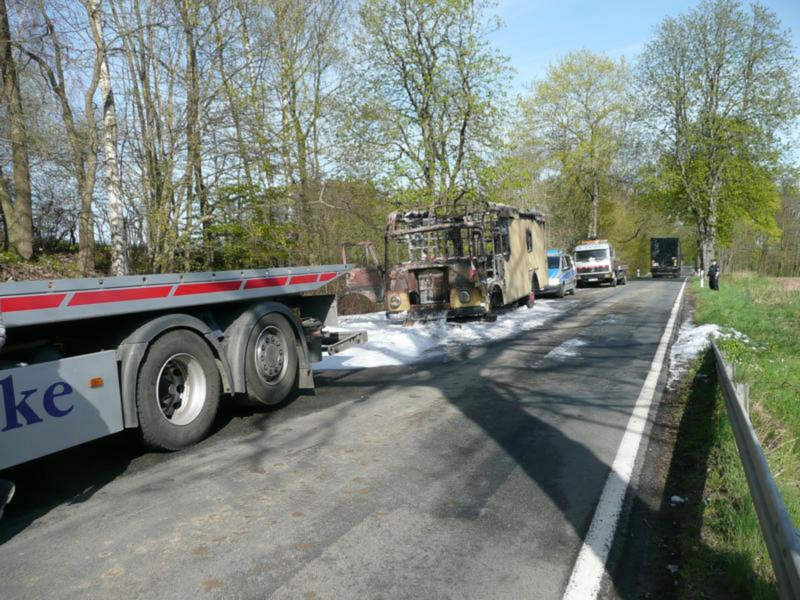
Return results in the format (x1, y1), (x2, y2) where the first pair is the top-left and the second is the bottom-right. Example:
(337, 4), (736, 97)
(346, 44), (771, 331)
(562, 280), (688, 600)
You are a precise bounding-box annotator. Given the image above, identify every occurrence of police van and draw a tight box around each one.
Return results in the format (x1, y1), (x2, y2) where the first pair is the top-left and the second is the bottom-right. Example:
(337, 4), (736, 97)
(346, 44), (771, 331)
(540, 249), (576, 298)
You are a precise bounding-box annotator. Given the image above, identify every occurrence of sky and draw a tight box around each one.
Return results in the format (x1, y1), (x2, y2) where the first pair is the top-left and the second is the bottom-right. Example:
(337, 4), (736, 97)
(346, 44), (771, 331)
(488, 0), (800, 93)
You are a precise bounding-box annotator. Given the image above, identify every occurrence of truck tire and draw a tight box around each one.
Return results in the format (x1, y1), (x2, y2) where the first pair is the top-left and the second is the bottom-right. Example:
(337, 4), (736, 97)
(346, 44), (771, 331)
(610, 276), (617, 288)
(136, 330), (221, 451)
(242, 313), (298, 407)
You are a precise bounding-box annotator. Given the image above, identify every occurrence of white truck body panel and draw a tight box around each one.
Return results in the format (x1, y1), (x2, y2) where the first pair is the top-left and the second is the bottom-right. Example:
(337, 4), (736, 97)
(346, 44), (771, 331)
(0, 351), (123, 470)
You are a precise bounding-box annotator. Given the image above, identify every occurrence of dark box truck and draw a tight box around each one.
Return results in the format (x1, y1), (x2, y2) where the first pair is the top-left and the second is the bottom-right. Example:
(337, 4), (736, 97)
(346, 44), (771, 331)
(650, 238), (681, 278)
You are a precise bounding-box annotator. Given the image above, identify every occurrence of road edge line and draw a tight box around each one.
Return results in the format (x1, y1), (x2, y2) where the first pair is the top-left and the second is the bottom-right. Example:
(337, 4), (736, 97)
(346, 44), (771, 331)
(562, 279), (688, 600)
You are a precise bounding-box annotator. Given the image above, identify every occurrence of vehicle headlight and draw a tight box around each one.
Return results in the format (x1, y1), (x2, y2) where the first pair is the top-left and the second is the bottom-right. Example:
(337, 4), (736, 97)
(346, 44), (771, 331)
(458, 289), (471, 304)
(549, 278), (560, 286)
(388, 295), (402, 309)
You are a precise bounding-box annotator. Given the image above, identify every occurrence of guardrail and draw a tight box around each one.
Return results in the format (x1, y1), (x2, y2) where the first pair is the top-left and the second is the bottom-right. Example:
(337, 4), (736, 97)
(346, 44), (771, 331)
(712, 341), (800, 599)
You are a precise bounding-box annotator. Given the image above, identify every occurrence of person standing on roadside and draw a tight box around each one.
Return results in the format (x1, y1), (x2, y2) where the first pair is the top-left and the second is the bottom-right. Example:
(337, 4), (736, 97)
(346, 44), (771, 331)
(707, 259), (721, 291)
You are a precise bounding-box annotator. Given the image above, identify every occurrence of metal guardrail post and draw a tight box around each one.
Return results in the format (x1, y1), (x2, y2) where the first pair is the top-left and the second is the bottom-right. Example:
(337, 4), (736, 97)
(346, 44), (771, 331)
(712, 342), (800, 600)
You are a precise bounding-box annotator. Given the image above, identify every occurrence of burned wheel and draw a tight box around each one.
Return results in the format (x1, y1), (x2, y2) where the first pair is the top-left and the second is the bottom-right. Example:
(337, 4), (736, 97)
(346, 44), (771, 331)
(517, 291), (535, 308)
(137, 330), (221, 451)
(490, 287), (504, 309)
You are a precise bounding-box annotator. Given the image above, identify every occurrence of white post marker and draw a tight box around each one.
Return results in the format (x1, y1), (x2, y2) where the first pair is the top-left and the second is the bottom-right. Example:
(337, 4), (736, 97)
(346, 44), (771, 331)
(700, 269), (704, 288)
(562, 280), (687, 600)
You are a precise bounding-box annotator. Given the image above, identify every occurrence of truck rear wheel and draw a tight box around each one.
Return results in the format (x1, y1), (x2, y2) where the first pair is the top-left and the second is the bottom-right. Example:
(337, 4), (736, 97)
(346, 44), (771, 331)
(137, 330), (221, 451)
(242, 313), (298, 407)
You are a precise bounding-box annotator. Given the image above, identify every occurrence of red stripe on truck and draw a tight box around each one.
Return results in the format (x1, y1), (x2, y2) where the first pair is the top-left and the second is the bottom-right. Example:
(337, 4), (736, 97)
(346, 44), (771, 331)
(289, 274), (319, 285)
(318, 272), (338, 282)
(244, 276), (289, 289)
(68, 285), (173, 306)
(0, 293), (67, 312)
(174, 281), (243, 296)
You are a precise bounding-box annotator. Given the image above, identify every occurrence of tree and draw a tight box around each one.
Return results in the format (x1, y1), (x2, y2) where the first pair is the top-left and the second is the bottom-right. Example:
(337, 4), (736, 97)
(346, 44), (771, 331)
(636, 0), (799, 270)
(351, 0), (509, 209)
(85, 0), (128, 276)
(20, 3), (103, 274)
(0, 0), (33, 259)
(518, 50), (631, 239)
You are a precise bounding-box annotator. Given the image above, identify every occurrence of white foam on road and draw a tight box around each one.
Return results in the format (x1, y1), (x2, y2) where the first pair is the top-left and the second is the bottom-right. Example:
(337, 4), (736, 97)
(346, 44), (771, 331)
(315, 299), (566, 370)
(666, 322), (750, 389)
(546, 338), (587, 359)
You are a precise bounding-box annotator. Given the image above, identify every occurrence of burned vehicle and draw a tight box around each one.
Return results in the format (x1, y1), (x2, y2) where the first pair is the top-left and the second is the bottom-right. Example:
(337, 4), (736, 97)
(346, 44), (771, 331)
(343, 202), (548, 321)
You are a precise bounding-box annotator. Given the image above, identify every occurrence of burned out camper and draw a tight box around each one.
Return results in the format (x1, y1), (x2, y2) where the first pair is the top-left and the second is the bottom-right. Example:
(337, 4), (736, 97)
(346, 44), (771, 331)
(343, 202), (548, 321)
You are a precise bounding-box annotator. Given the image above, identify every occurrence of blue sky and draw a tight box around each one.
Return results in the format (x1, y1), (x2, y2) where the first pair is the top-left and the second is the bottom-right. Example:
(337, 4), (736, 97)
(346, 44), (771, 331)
(488, 0), (800, 93)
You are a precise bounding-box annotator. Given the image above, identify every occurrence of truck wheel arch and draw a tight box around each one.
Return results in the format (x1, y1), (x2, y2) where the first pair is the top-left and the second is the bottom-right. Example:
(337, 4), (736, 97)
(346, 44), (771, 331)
(116, 313), (234, 429)
(222, 301), (313, 402)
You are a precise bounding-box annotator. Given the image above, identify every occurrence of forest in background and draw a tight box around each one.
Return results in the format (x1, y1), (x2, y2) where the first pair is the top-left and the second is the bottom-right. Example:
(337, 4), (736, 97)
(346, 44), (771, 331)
(1, 0), (799, 280)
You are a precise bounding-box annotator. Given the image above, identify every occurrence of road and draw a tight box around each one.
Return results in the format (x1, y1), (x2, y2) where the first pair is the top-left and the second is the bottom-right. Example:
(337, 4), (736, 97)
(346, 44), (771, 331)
(0, 278), (685, 599)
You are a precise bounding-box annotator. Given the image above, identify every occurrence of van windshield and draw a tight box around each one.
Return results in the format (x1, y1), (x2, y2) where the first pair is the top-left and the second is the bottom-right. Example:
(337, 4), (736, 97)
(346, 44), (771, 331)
(575, 249), (609, 261)
(547, 256), (560, 269)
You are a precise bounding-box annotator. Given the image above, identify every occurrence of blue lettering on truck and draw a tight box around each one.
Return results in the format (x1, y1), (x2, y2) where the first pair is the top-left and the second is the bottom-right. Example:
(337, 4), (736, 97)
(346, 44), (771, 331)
(0, 351), (123, 471)
(1, 375), (74, 431)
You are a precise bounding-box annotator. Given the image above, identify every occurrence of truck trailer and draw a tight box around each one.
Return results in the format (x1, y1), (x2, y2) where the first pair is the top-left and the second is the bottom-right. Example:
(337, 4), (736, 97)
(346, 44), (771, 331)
(0, 265), (364, 479)
(650, 237), (681, 278)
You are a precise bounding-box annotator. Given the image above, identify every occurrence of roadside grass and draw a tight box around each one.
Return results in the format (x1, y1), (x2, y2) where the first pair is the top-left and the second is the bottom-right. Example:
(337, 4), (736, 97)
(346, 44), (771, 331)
(686, 273), (800, 599)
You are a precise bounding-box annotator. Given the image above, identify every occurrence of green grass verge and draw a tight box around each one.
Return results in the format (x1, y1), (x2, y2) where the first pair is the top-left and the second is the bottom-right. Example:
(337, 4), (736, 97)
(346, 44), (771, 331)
(688, 273), (800, 599)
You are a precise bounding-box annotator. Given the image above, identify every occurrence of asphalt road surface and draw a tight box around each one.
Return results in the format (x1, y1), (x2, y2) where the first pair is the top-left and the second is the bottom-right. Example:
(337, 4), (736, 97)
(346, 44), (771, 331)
(0, 278), (685, 599)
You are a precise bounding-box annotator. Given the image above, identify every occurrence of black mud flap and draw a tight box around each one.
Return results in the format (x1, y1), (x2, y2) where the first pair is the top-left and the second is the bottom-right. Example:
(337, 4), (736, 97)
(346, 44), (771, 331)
(0, 479), (14, 520)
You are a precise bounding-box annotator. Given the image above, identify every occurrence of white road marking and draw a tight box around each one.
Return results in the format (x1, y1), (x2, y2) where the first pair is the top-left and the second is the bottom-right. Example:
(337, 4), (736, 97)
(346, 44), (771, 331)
(562, 280), (688, 600)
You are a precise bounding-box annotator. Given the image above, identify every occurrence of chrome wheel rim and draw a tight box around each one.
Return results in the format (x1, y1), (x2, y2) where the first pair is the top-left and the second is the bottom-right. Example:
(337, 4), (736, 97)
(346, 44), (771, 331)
(156, 353), (206, 425)
(254, 325), (289, 385)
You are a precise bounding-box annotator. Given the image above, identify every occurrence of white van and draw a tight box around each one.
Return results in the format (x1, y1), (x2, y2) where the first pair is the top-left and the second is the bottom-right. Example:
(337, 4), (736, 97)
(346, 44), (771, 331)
(573, 239), (625, 287)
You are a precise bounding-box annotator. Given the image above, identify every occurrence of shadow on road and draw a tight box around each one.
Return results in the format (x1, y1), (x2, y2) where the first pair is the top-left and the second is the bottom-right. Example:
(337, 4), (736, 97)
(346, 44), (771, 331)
(2, 279), (770, 598)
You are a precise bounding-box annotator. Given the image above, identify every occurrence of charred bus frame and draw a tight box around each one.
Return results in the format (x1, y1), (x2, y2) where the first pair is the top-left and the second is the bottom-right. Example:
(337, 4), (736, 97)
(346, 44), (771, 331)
(379, 202), (548, 321)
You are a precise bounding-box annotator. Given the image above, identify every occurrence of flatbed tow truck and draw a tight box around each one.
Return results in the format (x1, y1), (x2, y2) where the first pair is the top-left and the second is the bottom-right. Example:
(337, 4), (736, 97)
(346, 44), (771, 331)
(0, 264), (365, 515)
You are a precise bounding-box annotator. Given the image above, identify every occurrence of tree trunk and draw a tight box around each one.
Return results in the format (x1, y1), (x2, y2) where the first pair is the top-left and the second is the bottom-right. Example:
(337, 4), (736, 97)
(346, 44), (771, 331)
(179, 0), (209, 268)
(588, 173), (599, 239)
(87, 0), (128, 276)
(29, 9), (101, 274)
(0, 0), (33, 259)
(699, 231), (716, 273)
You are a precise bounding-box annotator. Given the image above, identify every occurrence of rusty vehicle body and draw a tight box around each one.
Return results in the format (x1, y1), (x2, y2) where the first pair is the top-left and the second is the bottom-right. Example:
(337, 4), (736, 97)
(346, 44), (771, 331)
(342, 202), (548, 322)
(340, 242), (385, 304)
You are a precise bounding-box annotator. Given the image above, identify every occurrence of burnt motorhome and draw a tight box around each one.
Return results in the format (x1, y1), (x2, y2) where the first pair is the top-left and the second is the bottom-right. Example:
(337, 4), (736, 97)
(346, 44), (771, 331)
(343, 202), (548, 321)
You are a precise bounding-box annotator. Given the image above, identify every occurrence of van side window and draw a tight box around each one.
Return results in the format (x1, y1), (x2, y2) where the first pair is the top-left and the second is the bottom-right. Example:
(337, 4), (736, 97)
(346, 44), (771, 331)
(526, 230), (533, 253)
